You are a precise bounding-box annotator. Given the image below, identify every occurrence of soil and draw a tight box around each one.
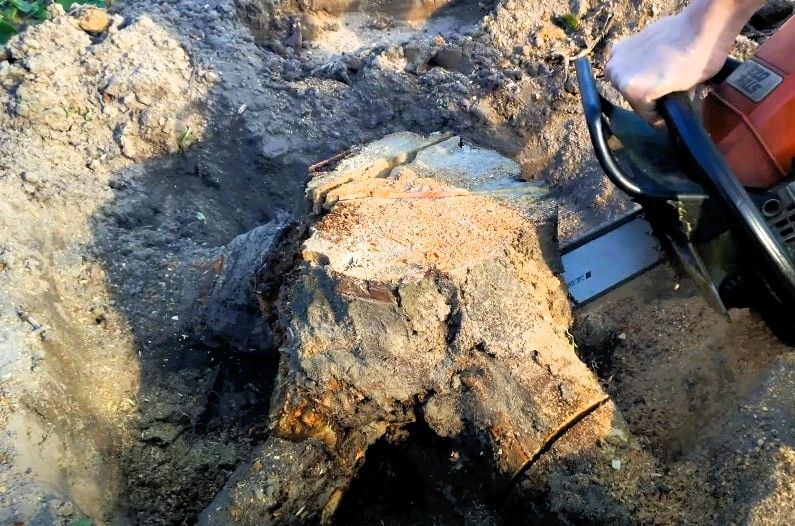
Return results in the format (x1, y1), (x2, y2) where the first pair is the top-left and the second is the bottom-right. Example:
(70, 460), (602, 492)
(0, 0), (793, 525)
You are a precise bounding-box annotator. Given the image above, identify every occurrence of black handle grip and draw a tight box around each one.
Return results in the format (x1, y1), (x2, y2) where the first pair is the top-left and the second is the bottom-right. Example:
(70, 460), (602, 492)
(574, 57), (696, 200)
(574, 57), (702, 201)
(574, 58), (645, 197)
(657, 93), (795, 301)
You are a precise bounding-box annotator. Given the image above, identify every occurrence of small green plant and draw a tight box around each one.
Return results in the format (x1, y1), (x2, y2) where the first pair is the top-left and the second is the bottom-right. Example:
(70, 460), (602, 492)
(554, 12), (580, 32)
(0, 0), (106, 45)
(69, 518), (93, 526)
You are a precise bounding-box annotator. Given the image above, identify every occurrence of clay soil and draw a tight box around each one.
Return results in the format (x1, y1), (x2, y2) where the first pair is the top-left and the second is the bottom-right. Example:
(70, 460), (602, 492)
(0, 0), (794, 524)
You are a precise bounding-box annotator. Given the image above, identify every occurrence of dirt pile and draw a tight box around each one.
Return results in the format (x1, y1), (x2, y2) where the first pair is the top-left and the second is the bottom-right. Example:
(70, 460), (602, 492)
(0, 5), (211, 524)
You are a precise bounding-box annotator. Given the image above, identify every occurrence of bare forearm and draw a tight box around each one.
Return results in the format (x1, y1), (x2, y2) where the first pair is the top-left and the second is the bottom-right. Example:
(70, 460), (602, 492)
(684, 0), (766, 42)
(605, 0), (767, 122)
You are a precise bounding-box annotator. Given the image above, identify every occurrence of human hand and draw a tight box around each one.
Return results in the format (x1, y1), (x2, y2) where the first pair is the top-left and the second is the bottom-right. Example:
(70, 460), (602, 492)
(605, 0), (761, 123)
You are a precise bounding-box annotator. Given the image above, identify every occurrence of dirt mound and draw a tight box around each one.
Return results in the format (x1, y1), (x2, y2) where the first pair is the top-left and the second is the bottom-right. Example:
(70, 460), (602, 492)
(0, 6), (211, 523)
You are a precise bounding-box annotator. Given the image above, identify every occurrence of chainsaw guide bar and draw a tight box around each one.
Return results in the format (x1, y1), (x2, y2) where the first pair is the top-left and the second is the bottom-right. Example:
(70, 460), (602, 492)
(561, 211), (663, 305)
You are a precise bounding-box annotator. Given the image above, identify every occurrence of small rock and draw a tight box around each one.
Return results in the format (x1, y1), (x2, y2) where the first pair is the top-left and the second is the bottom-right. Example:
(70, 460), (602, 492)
(432, 46), (467, 73)
(78, 8), (110, 34)
(559, 381), (575, 403)
(140, 422), (181, 444)
(403, 44), (424, 64)
(611, 458), (622, 470)
(20, 172), (40, 184)
(471, 100), (497, 123)
(269, 40), (287, 57)
(260, 135), (291, 159)
(383, 46), (403, 60)
(451, 375), (461, 389)
(0, 246), (14, 272)
(367, 15), (394, 30)
(564, 75), (577, 94)
(605, 427), (629, 447)
(282, 59), (302, 81)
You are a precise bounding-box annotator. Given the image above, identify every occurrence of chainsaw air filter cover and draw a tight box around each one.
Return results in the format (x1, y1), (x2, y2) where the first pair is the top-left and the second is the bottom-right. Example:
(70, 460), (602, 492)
(703, 16), (795, 188)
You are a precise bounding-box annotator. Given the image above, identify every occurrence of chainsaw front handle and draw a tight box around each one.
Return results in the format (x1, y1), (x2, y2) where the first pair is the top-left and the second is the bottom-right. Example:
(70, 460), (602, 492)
(574, 57), (701, 201)
(574, 58), (643, 197)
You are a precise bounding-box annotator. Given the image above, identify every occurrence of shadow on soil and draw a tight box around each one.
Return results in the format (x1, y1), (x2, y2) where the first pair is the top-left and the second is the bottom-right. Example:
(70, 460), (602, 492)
(89, 111), (309, 522)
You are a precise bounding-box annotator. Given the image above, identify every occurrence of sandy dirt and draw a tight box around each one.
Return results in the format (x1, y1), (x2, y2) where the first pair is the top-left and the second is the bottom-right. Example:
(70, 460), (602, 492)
(0, 0), (793, 524)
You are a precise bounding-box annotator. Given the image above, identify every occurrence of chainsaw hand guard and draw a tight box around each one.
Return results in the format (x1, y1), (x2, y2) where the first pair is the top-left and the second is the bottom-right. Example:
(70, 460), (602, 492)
(575, 55), (795, 339)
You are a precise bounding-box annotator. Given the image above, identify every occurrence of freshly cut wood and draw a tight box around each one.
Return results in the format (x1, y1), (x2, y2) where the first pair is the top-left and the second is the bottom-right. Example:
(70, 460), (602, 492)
(200, 132), (618, 525)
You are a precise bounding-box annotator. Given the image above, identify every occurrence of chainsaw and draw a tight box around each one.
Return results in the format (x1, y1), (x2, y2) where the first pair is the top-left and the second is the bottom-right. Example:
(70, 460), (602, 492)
(563, 16), (795, 344)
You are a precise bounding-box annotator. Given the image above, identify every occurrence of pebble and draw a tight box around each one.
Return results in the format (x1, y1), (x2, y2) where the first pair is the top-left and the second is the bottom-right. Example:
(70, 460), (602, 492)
(451, 375), (461, 389)
(605, 427), (628, 447)
(611, 458), (622, 470)
(78, 8), (110, 34)
(20, 172), (40, 184)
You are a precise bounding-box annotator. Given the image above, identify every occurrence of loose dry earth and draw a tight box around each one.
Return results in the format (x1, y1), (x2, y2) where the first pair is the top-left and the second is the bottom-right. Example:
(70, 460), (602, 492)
(0, 0), (793, 525)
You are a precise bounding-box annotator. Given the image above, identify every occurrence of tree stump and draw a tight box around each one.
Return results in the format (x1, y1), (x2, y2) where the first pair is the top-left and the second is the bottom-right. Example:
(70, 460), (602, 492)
(200, 132), (622, 524)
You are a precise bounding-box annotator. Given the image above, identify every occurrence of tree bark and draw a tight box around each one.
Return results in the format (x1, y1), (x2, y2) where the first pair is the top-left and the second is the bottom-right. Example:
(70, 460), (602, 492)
(200, 132), (620, 525)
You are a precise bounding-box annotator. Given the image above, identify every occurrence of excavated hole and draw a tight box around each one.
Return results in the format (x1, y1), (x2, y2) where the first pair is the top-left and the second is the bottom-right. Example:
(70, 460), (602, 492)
(334, 422), (502, 525)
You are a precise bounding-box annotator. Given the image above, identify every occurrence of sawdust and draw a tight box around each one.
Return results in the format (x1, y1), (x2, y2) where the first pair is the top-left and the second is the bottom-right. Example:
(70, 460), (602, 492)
(310, 177), (535, 282)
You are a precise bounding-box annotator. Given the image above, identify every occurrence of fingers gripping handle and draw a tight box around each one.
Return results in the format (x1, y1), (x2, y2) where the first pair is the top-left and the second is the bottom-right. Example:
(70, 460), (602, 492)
(574, 57), (646, 197)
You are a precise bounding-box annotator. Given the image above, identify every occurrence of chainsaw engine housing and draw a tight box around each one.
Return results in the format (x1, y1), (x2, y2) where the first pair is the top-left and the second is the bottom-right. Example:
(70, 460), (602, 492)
(704, 17), (795, 265)
(704, 16), (795, 189)
(575, 20), (795, 344)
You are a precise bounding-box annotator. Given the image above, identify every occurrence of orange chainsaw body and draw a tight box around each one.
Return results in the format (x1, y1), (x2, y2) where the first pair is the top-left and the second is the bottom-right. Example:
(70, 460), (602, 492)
(703, 16), (795, 188)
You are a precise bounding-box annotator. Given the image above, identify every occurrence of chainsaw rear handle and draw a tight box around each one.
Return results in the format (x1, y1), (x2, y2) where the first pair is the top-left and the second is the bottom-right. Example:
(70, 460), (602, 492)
(657, 93), (795, 302)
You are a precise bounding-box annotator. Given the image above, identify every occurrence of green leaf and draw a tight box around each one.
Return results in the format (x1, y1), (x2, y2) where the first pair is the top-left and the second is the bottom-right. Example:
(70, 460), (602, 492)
(4, 6), (18, 21)
(0, 19), (16, 45)
(69, 519), (93, 526)
(9, 0), (34, 14)
(32, 5), (47, 20)
(554, 12), (580, 32)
